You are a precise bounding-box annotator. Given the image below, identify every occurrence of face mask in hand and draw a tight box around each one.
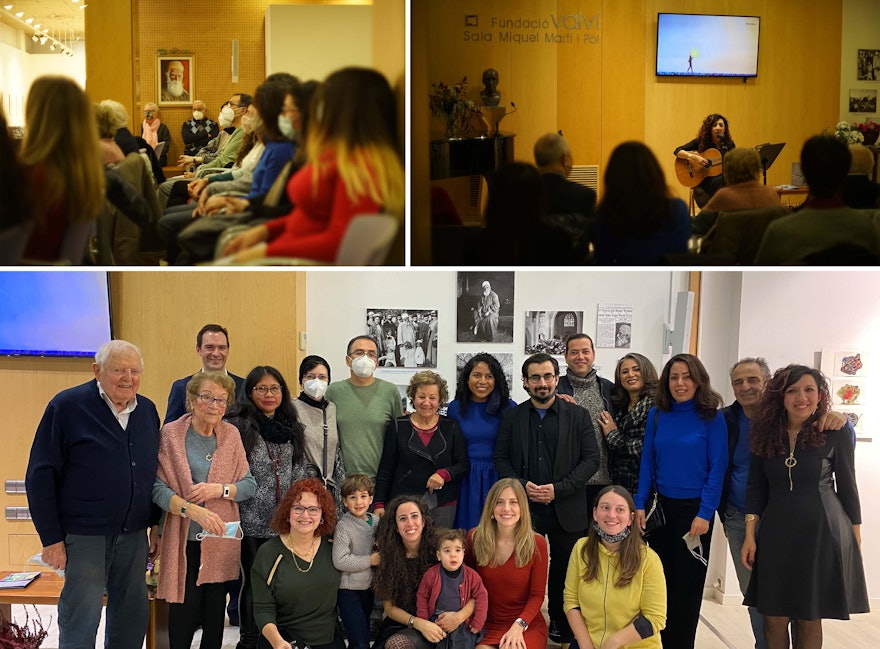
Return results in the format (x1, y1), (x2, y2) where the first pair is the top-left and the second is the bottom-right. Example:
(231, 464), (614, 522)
(683, 531), (708, 566)
(350, 356), (376, 379)
(196, 520), (243, 541)
(192, 110), (205, 121)
(303, 379), (328, 400)
(218, 105), (235, 128)
(278, 114), (298, 141)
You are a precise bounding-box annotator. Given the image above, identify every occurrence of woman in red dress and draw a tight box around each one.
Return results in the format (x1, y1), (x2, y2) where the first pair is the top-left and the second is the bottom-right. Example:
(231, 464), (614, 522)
(466, 478), (548, 649)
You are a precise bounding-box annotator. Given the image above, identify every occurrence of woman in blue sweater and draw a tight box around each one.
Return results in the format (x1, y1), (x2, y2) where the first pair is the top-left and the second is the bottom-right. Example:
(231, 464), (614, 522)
(634, 353), (727, 649)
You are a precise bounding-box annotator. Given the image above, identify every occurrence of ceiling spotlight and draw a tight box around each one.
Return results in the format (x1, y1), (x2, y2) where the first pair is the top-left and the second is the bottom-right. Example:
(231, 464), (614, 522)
(14, 10), (23, 17)
(39, 35), (47, 44)
(49, 42), (55, 51)
(33, 22), (40, 28)
(31, 32), (38, 42)
(3, 5), (13, 11)
(24, 16), (32, 23)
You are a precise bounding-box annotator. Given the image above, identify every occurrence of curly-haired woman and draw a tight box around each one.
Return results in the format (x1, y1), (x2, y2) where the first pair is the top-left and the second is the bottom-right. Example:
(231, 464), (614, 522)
(741, 364), (868, 649)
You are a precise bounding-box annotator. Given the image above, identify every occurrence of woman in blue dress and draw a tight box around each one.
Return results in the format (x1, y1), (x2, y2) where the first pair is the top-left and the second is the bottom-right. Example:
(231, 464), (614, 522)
(448, 353), (515, 530)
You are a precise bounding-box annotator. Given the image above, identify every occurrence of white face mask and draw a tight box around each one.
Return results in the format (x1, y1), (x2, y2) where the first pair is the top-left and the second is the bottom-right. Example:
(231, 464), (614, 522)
(303, 378), (329, 400)
(241, 114), (253, 134)
(192, 110), (205, 121)
(278, 114), (298, 141)
(219, 105), (235, 128)
(683, 531), (708, 567)
(350, 355), (376, 378)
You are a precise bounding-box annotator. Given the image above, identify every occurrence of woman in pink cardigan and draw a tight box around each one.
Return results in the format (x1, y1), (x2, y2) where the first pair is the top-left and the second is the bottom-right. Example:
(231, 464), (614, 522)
(153, 372), (256, 649)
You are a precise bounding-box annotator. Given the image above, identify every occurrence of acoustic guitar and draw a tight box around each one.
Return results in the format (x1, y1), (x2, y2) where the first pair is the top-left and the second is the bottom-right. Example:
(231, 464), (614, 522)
(674, 148), (723, 188)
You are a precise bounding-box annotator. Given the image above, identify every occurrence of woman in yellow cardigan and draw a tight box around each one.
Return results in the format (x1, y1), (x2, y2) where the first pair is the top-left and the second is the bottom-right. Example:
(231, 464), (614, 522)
(563, 485), (666, 649)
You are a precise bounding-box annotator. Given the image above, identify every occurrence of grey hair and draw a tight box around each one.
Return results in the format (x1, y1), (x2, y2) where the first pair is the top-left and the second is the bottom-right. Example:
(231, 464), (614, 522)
(98, 99), (128, 129)
(729, 357), (771, 381)
(95, 340), (143, 369)
(533, 132), (570, 167)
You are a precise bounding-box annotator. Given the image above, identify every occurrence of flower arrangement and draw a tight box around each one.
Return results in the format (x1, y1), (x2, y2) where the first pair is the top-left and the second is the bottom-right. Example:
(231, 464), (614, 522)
(0, 607), (48, 648)
(429, 77), (482, 139)
(854, 120), (879, 146)
(834, 121), (864, 145)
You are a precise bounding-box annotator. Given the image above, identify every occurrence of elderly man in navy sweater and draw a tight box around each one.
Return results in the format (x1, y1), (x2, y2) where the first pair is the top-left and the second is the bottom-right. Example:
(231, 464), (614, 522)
(26, 340), (160, 649)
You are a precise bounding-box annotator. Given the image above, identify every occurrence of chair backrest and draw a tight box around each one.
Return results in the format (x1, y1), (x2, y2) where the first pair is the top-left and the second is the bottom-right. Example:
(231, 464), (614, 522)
(57, 219), (95, 264)
(335, 214), (399, 265)
(701, 205), (788, 264)
(799, 243), (880, 265)
(0, 221), (35, 265)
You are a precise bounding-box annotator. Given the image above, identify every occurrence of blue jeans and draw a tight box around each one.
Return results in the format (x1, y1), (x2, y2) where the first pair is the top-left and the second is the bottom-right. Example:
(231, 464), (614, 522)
(338, 588), (375, 649)
(724, 505), (765, 649)
(58, 531), (149, 649)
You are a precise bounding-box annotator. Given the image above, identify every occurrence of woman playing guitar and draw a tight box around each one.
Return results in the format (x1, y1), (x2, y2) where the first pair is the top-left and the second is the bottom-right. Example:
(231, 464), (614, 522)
(674, 113), (736, 207)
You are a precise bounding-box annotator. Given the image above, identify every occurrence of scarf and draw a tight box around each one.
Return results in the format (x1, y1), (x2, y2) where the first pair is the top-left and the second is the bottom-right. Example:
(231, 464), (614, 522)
(566, 370), (610, 484)
(156, 414), (249, 603)
(256, 409), (295, 444)
(142, 118), (160, 148)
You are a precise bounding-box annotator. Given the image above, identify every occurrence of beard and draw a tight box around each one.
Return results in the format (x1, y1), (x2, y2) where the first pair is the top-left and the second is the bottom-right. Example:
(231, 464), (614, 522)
(165, 74), (185, 98)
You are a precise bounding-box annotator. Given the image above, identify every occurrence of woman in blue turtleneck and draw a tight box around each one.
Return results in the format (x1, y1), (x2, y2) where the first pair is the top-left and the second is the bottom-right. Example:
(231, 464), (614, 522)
(634, 353), (727, 649)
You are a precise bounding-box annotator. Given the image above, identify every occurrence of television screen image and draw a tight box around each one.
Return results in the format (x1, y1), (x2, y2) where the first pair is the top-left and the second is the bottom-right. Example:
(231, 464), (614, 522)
(656, 13), (760, 78)
(0, 271), (112, 357)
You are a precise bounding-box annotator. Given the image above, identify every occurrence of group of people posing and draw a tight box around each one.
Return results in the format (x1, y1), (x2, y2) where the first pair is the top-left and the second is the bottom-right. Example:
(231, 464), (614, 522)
(25, 326), (868, 649)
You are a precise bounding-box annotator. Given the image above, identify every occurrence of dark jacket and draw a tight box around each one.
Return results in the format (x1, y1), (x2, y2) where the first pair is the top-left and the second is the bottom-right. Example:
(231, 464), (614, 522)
(374, 415), (469, 509)
(718, 400), (744, 518)
(494, 397), (599, 532)
(25, 380), (161, 546)
(164, 371), (245, 424)
(557, 373), (618, 420)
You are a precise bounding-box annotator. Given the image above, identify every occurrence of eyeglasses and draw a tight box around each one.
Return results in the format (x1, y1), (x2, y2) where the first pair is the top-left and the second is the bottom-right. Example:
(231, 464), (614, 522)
(303, 373), (329, 382)
(349, 350), (378, 360)
(527, 373), (557, 384)
(253, 385), (282, 395)
(292, 505), (321, 516)
(197, 393), (228, 408)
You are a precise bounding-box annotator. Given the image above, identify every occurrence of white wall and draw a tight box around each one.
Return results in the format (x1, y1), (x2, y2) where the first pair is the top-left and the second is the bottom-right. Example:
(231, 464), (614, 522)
(840, 0), (880, 123)
(305, 270), (688, 404)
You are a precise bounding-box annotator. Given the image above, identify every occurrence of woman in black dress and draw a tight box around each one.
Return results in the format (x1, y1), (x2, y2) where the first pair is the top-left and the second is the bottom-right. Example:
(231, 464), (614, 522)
(741, 365), (868, 649)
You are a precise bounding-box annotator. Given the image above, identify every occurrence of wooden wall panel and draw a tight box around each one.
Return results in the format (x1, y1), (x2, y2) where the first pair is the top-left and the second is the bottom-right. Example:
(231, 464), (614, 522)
(0, 271), (306, 571)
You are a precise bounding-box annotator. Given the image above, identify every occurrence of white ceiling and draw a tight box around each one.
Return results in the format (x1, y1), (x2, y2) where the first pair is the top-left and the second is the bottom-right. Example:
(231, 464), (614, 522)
(1, 0), (85, 43)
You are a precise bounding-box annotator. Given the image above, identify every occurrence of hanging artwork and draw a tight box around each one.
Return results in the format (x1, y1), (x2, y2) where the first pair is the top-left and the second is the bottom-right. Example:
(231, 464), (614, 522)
(523, 311), (583, 356)
(456, 272), (514, 343)
(157, 54), (194, 106)
(820, 348), (869, 440)
(366, 308), (437, 368)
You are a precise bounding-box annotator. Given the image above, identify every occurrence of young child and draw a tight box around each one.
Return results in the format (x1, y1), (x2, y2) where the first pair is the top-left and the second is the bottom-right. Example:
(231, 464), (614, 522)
(417, 528), (489, 649)
(333, 474), (381, 649)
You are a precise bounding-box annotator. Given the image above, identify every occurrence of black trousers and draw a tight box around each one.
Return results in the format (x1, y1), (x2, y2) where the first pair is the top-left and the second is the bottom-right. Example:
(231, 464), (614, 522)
(238, 535), (271, 649)
(257, 628), (346, 649)
(168, 540), (228, 649)
(647, 496), (714, 649)
(533, 511), (584, 642)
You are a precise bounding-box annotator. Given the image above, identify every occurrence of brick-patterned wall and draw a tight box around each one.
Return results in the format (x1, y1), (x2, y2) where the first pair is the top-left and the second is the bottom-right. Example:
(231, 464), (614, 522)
(134, 0), (370, 165)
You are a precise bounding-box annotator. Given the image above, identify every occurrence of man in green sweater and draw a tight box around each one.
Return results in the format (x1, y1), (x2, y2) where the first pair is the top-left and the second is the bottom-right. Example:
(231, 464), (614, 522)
(326, 335), (402, 480)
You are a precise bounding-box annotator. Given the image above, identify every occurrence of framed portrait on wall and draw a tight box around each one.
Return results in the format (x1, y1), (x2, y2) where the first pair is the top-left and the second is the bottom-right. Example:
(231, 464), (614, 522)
(857, 49), (880, 81)
(157, 55), (194, 106)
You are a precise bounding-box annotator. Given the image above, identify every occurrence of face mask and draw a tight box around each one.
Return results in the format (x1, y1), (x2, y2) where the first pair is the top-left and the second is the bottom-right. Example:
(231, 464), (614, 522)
(196, 520), (243, 541)
(241, 114), (253, 134)
(592, 520), (631, 544)
(683, 531), (708, 566)
(350, 355), (376, 379)
(278, 115), (298, 141)
(219, 105), (235, 128)
(303, 378), (328, 400)
(192, 110), (205, 121)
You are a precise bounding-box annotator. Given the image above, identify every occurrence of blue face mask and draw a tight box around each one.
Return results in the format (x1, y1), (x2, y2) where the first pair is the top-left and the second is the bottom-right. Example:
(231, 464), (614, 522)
(196, 521), (243, 541)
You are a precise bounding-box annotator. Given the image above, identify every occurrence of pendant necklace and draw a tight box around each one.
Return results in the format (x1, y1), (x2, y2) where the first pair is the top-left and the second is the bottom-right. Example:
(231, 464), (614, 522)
(283, 534), (319, 573)
(784, 434), (798, 491)
(193, 432), (216, 462)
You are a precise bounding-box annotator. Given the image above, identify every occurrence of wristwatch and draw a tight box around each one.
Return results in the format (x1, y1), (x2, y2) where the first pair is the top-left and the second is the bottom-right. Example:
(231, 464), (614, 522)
(180, 501), (190, 518)
(515, 618), (528, 630)
(223, 484), (230, 499)
(744, 513), (758, 522)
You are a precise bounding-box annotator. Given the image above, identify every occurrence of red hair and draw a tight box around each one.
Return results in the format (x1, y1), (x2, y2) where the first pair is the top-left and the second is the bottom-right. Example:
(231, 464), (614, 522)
(270, 478), (337, 536)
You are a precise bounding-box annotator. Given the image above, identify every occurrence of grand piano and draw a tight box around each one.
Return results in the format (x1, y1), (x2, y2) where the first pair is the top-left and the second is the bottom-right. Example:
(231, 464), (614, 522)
(429, 132), (515, 180)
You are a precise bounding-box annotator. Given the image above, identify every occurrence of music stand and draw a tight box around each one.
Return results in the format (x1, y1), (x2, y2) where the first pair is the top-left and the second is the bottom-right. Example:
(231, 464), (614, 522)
(754, 142), (786, 185)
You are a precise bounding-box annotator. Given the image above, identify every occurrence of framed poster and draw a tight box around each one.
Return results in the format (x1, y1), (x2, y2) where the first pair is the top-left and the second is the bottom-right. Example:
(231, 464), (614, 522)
(158, 55), (194, 105)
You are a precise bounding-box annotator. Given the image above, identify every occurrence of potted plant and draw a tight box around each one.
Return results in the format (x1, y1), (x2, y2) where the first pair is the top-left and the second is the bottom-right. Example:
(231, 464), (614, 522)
(0, 606), (48, 648)
(429, 77), (483, 139)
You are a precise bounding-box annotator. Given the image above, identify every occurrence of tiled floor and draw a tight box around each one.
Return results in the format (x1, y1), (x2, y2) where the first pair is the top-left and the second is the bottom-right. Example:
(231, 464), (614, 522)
(10, 598), (879, 649)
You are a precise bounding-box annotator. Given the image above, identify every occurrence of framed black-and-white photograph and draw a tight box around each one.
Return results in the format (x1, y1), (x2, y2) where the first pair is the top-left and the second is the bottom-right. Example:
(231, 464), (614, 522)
(366, 309), (437, 368)
(455, 352), (515, 394)
(849, 89), (877, 113)
(456, 272), (514, 343)
(857, 49), (880, 81)
(157, 55), (194, 106)
(523, 311), (583, 355)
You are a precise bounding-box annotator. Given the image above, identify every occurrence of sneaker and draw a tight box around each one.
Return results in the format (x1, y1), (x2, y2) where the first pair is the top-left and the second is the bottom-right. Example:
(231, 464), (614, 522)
(548, 620), (561, 643)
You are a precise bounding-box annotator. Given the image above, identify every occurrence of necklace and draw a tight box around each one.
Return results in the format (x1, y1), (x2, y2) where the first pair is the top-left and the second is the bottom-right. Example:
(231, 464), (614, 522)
(785, 434), (798, 491)
(192, 432), (216, 462)
(282, 534), (319, 573)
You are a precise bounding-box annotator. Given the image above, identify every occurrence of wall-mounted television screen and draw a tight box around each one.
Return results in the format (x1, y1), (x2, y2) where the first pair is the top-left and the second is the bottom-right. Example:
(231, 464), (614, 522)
(656, 13), (760, 78)
(0, 271), (113, 357)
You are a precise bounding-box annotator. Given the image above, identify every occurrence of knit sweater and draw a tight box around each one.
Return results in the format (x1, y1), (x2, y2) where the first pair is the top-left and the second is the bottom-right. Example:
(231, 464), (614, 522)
(561, 370), (610, 485)
(563, 539), (666, 648)
(326, 378), (402, 478)
(417, 563), (489, 631)
(332, 511), (378, 590)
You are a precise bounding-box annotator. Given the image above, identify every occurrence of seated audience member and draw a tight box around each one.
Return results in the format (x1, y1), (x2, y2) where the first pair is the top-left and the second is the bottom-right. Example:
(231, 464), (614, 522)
(694, 148), (782, 235)
(0, 106), (32, 262)
(219, 67), (404, 264)
(20, 76), (105, 262)
(594, 141), (691, 265)
(182, 100), (218, 156)
(841, 144), (880, 209)
(95, 102), (127, 165)
(142, 102), (172, 166)
(99, 99), (140, 157)
(755, 135), (880, 265)
(534, 132), (596, 260)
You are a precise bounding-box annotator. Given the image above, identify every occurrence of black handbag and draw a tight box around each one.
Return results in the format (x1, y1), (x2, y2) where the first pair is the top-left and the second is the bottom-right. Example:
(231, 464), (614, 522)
(643, 410), (665, 536)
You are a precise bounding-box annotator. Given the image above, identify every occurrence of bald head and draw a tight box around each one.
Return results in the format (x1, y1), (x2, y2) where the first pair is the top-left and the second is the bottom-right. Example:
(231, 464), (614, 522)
(534, 132), (572, 176)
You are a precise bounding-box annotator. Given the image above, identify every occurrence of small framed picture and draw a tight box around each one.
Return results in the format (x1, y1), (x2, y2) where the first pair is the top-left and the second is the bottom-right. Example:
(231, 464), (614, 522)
(157, 55), (194, 106)
(849, 89), (877, 114)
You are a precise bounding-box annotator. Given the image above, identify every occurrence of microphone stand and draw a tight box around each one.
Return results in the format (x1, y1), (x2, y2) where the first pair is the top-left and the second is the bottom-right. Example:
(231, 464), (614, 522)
(493, 102), (517, 137)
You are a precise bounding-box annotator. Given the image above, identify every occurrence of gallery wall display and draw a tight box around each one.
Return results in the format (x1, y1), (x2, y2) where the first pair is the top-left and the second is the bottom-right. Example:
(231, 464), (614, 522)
(821, 348), (869, 440)
(523, 311), (583, 355)
(456, 272), (515, 343)
(157, 54), (194, 106)
(596, 303), (634, 350)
